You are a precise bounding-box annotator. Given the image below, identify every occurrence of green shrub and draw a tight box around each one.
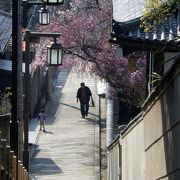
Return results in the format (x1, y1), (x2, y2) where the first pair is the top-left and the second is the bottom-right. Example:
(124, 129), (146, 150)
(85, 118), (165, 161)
(0, 87), (12, 115)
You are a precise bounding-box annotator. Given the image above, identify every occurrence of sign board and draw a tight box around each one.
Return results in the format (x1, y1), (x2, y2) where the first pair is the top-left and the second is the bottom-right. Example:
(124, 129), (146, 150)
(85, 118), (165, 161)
(97, 79), (107, 96)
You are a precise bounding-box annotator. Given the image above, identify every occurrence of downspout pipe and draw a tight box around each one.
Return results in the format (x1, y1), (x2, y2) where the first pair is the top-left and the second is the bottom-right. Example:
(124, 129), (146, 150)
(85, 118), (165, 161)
(107, 98), (113, 146)
(106, 47), (123, 146)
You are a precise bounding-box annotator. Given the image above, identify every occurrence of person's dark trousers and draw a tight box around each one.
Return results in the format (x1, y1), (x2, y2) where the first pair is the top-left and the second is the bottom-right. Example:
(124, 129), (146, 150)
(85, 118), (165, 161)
(80, 102), (89, 117)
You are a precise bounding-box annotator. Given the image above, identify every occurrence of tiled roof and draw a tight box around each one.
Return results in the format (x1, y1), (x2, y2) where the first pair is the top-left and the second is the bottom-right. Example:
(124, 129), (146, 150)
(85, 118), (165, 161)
(111, 1), (180, 51)
(112, 16), (180, 40)
(0, 59), (11, 71)
(111, 16), (180, 52)
(0, 0), (12, 13)
(112, 0), (146, 22)
(0, 10), (12, 53)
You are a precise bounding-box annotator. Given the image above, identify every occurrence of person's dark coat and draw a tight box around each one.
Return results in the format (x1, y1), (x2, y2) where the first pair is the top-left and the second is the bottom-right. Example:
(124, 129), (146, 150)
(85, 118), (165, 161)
(76, 86), (92, 103)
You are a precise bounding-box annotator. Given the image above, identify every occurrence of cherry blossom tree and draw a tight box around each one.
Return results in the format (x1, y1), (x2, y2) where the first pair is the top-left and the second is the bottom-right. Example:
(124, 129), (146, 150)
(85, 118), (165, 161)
(31, 0), (147, 106)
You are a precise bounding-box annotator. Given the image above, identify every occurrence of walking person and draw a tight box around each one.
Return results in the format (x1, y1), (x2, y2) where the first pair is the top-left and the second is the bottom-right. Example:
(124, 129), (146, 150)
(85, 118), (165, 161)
(37, 109), (46, 132)
(76, 82), (93, 118)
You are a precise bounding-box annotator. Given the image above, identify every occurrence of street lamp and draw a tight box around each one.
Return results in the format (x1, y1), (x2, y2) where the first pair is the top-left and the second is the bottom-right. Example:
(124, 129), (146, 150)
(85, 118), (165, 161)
(38, 5), (50, 25)
(22, 0), (50, 28)
(42, 0), (64, 5)
(22, 0), (64, 172)
(47, 38), (63, 65)
(23, 30), (62, 170)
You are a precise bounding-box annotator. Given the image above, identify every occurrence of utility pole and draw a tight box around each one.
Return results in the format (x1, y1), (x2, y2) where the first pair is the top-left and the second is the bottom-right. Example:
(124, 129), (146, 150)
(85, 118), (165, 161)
(11, 1), (23, 179)
(23, 30), (30, 171)
(11, 0), (24, 167)
(11, 0), (19, 158)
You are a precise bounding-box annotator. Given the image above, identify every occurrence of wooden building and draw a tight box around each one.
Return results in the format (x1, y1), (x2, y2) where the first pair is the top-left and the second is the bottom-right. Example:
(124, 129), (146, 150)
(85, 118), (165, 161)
(0, 10), (12, 92)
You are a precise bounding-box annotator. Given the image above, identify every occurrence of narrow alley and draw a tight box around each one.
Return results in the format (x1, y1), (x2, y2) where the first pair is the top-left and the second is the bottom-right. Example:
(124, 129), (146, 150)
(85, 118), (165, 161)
(29, 68), (100, 180)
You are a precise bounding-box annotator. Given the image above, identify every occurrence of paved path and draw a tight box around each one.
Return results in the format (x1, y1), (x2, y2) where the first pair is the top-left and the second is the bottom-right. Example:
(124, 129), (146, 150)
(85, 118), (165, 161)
(29, 68), (100, 180)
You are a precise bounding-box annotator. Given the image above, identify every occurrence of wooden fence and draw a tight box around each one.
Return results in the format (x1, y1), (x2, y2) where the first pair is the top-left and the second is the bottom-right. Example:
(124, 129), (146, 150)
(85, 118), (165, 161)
(0, 138), (30, 180)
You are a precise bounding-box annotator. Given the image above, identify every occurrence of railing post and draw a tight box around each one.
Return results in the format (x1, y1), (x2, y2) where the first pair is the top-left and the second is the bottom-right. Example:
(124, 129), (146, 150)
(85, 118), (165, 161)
(24, 169), (28, 180)
(22, 167), (25, 179)
(10, 151), (14, 179)
(1, 139), (7, 180)
(6, 145), (10, 179)
(20, 163), (23, 180)
(0, 132), (1, 180)
(12, 156), (17, 180)
(18, 161), (20, 180)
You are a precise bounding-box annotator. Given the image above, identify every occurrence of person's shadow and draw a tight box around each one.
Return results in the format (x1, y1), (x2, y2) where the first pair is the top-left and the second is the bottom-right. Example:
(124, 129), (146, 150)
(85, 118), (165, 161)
(43, 130), (53, 134)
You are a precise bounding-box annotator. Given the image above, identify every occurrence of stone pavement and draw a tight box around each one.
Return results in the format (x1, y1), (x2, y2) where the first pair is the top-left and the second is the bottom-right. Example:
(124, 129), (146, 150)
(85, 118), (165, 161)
(29, 68), (100, 180)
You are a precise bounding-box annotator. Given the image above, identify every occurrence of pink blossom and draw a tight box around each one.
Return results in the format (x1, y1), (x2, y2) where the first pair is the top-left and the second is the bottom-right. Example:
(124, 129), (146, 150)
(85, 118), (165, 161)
(31, 0), (147, 106)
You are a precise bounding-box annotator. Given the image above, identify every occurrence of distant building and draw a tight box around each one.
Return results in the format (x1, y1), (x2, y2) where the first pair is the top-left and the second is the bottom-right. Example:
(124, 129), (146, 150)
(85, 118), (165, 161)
(0, 10), (12, 92)
(110, 0), (180, 124)
(111, 0), (180, 70)
(0, 0), (12, 13)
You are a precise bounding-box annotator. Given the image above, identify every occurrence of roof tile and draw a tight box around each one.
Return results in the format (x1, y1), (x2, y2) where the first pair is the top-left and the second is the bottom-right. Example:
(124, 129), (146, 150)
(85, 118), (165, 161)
(0, 10), (12, 53)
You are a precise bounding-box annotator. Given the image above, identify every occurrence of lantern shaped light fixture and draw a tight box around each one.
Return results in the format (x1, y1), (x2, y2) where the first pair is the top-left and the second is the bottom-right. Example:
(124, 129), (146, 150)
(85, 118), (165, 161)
(47, 38), (63, 66)
(38, 6), (50, 25)
(42, 0), (64, 5)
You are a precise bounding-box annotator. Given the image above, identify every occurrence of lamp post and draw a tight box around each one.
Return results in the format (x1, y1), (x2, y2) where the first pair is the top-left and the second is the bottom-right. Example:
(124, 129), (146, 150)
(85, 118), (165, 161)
(22, 0), (50, 28)
(11, 0), (20, 162)
(42, 0), (64, 5)
(38, 5), (50, 25)
(23, 30), (62, 170)
(22, 0), (63, 171)
(22, 0), (65, 28)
